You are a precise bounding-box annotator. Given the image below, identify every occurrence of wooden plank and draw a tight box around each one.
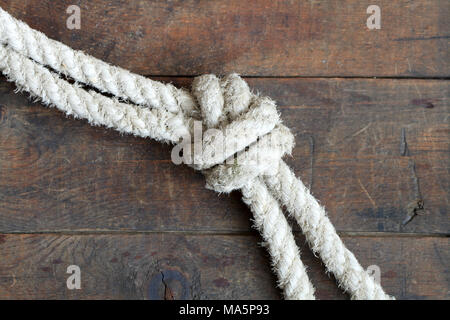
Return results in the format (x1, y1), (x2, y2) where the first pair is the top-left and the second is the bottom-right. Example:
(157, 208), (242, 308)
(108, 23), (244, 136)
(0, 79), (450, 233)
(0, 77), (448, 234)
(0, 233), (447, 299)
(0, 0), (448, 77)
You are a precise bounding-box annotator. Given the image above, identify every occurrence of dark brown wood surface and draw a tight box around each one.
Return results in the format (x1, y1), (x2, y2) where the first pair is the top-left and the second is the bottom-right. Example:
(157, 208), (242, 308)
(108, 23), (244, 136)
(0, 0), (449, 299)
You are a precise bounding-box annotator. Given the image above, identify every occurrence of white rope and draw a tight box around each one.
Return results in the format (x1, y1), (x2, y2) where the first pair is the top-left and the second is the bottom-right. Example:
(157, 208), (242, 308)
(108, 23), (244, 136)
(0, 7), (394, 300)
(265, 161), (393, 300)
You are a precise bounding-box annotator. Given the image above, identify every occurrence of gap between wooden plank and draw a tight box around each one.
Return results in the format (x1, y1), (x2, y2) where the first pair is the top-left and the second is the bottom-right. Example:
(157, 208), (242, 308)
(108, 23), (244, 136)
(145, 75), (450, 80)
(0, 230), (448, 238)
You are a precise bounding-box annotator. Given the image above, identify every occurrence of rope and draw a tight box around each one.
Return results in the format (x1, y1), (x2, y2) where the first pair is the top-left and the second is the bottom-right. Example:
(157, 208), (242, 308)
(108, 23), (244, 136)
(0, 45), (188, 143)
(0, 7), (393, 300)
(265, 162), (392, 299)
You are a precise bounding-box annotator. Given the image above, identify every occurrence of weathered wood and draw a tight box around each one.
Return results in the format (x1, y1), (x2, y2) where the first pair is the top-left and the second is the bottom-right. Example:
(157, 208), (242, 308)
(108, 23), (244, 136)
(0, 0), (448, 300)
(0, 0), (448, 77)
(0, 234), (447, 299)
(0, 77), (448, 234)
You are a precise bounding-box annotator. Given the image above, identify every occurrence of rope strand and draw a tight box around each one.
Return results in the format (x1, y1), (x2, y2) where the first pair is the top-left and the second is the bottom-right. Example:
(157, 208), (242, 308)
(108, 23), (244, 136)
(0, 44), (188, 143)
(265, 161), (394, 300)
(242, 178), (315, 300)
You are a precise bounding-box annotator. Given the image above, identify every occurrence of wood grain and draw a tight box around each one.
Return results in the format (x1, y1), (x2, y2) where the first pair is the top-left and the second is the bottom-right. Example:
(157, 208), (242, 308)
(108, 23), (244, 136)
(0, 77), (448, 234)
(0, 233), (447, 299)
(0, 0), (448, 77)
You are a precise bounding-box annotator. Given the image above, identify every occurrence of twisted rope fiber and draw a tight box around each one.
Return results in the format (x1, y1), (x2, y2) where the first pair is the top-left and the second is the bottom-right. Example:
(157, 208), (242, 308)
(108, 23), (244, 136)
(0, 7), (393, 300)
(0, 7), (195, 114)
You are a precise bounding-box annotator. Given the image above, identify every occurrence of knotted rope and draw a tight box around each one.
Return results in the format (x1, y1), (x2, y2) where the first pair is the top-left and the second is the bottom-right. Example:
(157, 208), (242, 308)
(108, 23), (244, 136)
(0, 7), (393, 300)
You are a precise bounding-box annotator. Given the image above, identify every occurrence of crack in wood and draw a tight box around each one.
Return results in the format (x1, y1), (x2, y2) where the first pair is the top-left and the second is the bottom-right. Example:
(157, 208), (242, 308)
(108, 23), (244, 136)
(400, 128), (409, 156)
(402, 160), (425, 226)
(161, 271), (174, 300)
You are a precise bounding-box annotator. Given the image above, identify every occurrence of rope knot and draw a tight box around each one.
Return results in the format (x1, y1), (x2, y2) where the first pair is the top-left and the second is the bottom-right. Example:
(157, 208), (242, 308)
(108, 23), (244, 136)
(189, 74), (294, 193)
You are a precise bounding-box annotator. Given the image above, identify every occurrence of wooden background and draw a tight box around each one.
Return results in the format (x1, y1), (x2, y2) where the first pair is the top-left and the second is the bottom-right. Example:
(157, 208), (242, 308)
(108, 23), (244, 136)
(0, 0), (448, 299)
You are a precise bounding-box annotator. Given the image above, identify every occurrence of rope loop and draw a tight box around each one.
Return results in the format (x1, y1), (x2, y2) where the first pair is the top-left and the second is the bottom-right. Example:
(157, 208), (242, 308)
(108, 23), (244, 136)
(189, 74), (294, 193)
